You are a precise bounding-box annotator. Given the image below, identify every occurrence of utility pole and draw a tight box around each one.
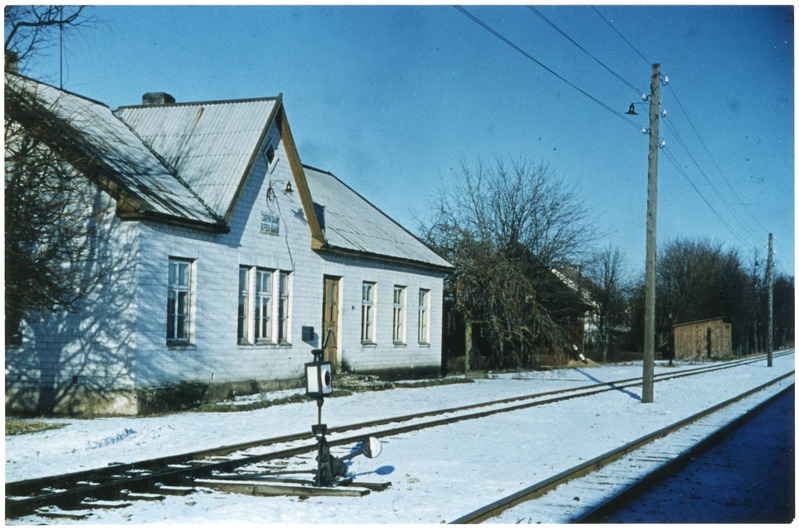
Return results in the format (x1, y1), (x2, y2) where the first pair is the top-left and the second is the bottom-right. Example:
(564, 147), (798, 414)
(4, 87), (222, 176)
(767, 233), (773, 367)
(642, 63), (660, 403)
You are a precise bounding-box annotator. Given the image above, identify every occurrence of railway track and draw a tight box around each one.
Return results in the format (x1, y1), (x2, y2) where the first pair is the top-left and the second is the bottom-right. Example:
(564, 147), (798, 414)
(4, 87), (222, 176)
(5, 352), (790, 520)
(451, 369), (794, 523)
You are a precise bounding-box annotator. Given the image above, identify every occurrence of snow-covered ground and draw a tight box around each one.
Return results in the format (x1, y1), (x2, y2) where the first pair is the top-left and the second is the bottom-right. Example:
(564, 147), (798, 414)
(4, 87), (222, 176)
(5, 352), (794, 524)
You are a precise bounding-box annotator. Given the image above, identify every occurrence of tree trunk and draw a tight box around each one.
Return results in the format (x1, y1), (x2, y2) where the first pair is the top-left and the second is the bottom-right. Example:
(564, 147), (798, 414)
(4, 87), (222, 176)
(464, 319), (472, 375)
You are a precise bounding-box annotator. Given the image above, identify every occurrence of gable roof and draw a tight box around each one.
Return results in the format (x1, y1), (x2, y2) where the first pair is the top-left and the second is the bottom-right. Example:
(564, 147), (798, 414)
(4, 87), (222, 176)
(5, 73), (223, 229)
(115, 97), (280, 221)
(6, 73), (452, 271)
(304, 165), (453, 271)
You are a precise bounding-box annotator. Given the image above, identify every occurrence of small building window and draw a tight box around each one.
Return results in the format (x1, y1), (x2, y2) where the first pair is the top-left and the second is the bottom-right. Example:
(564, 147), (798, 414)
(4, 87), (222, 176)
(393, 285), (405, 344)
(255, 269), (273, 342)
(263, 143), (275, 165)
(238, 267), (249, 343)
(361, 282), (376, 343)
(167, 259), (192, 343)
(418, 289), (430, 344)
(278, 271), (290, 343)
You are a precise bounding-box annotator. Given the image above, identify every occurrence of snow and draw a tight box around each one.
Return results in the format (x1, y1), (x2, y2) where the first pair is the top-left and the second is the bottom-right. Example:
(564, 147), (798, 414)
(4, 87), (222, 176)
(5, 351), (794, 524)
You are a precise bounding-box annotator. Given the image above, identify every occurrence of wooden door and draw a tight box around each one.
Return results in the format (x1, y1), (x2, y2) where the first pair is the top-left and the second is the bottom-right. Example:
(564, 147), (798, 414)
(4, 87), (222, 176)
(322, 276), (340, 369)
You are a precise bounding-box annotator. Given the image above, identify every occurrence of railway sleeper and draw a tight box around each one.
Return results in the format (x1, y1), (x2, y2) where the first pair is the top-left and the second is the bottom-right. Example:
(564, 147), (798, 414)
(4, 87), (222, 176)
(209, 474), (390, 492)
(193, 478), (371, 498)
(120, 491), (167, 502)
(153, 484), (197, 496)
(80, 499), (133, 510)
(33, 506), (94, 520)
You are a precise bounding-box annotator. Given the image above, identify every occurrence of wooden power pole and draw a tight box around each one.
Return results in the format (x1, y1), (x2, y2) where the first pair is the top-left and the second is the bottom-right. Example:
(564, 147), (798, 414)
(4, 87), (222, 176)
(767, 232), (773, 367)
(642, 63), (661, 403)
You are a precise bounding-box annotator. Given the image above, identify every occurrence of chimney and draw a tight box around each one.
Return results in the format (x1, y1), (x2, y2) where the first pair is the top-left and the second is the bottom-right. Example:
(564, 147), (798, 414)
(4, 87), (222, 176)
(142, 92), (175, 106)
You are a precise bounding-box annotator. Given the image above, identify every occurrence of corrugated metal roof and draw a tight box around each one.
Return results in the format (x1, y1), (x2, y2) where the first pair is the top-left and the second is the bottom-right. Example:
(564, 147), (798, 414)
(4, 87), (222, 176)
(5, 74), (220, 227)
(115, 98), (279, 218)
(8, 74), (452, 269)
(303, 166), (453, 270)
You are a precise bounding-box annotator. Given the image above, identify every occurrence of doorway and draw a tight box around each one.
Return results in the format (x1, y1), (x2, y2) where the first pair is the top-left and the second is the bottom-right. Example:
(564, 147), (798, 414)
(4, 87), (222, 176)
(322, 276), (340, 370)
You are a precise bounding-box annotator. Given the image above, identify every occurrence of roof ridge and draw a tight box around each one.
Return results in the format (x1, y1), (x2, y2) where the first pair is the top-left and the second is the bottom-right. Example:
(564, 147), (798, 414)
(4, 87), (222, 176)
(115, 95), (281, 112)
(5, 72), (109, 108)
(301, 163), (335, 176)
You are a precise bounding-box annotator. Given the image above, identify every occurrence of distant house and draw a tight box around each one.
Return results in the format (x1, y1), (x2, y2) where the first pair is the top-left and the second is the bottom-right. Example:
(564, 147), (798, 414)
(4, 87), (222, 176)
(5, 73), (452, 416)
(673, 317), (733, 360)
(550, 266), (596, 358)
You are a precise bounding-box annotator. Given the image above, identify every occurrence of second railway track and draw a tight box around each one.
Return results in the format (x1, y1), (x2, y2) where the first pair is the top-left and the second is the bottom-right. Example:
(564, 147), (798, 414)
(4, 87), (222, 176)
(453, 371), (794, 523)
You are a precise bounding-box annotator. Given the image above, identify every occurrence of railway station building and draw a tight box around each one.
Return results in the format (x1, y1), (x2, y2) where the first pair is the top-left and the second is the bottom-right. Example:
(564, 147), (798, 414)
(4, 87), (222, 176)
(5, 72), (452, 416)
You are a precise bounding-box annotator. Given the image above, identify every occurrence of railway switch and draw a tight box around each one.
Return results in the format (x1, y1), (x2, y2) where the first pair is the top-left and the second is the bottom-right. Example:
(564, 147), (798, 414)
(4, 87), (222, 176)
(305, 348), (382, 487)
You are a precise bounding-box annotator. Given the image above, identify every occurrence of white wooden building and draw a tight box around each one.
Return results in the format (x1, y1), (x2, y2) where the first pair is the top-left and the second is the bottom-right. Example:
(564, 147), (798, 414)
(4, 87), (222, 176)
(5, 73), (452, 416)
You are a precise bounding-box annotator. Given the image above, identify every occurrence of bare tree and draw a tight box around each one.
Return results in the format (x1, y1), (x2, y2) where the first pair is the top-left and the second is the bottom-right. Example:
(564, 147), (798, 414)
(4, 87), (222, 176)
(4, 6), (89, 69)
(585, 245), (628, 363)
(4, 6), (102, 341)
(6, 58), (134, 353)
(422, 157), (594, 370)
(629, 238), (765, 357)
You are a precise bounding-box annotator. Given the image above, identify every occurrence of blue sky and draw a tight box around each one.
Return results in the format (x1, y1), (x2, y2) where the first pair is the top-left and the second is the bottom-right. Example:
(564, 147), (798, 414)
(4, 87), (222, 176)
(18, 4), (795, 276)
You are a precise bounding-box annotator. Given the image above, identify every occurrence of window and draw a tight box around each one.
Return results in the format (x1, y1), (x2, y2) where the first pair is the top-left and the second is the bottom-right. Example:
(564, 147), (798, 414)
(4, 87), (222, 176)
(239, 267), (291, 345)
(361, 282), (376, 343)
(418, 289), (430, 344)
(167, 259), (192, 343)
(238, 267), (249, 343)
(393, 286), (405, 343)
(264, 143), (275, 164)
(254, 269), (273, 342)
(278, 271), (290, 343)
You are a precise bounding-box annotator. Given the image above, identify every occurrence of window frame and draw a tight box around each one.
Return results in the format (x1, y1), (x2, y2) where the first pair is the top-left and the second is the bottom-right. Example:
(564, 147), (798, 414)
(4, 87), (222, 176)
(237, 266), (249, 344)
(238, 266), (293, 346)
(418, 288), (430, 345)
(277, 271), (291, 344)
(254, 268), (274, 343)
(361, 282), (376, 344)
(167, 258), (193, 344)
(393, 285), (406, 344)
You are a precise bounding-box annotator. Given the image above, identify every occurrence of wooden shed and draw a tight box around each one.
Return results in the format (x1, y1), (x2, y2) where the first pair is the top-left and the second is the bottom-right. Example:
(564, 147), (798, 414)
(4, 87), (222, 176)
(673, 317), (733, 360)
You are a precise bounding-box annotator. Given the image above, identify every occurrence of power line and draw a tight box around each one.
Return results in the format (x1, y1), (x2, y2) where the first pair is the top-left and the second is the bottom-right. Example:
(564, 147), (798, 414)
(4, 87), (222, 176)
(667, 84), (770, 234)
(527, 6), (643, 96)
(662, 146), (756, 249)
(453, 5), (643, 131)
(591, 7), (772, 255)
(591, 6), (651, 65)
(458, 5), (782, 266)
(661, 116), (762, 246)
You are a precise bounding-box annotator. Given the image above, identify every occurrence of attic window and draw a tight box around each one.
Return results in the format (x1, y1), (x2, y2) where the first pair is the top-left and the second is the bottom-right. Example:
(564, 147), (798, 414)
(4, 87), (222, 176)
(263, 144), (275, 165)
